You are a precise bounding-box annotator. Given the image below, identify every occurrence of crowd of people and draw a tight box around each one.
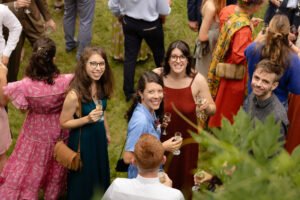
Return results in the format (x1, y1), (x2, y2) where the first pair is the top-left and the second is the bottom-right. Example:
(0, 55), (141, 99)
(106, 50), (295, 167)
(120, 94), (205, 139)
(0, 0), (300, 199)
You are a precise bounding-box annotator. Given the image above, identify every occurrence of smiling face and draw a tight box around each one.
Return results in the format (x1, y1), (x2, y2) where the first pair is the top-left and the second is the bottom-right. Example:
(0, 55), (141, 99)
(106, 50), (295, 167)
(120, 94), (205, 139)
(251, 68), (278, 101)
(139, 82), (164, 113)
(168, 48), (188, 74)
(85, 53), (105, 81)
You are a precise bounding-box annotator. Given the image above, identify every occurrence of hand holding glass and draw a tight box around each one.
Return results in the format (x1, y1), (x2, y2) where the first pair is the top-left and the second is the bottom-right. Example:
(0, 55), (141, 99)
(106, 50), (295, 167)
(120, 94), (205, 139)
(195, 96), (208, 121)
(162, 112), (171, 135)
(95, 99), (104, 121)
(173, 132), (182, 155)
(192, 170), (205, 191)
(24, 0), (31, 14)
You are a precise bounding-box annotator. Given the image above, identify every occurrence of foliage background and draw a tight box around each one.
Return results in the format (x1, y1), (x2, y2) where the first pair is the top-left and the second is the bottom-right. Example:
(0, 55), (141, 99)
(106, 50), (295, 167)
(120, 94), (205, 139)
(6, 0), (267, 189)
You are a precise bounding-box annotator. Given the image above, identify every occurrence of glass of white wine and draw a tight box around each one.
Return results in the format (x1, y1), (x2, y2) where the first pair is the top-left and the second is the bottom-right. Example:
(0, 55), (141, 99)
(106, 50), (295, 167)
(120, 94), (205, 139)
(192, 170), (205, 191)
(173, 132), (182, 155)
(195, 96), (208, 121)
(95, 99), (104, 121)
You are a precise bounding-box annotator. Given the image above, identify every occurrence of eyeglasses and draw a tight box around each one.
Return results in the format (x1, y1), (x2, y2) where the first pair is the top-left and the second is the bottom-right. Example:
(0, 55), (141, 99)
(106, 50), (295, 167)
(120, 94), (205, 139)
(170, 54), (186, 61)
(89, 61), (105, 69)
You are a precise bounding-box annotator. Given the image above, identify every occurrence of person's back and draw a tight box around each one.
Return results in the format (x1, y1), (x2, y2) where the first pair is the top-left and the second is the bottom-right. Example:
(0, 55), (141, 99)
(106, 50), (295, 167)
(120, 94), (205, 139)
(103, 134), (184, 200)
(103, 176), (184, 200)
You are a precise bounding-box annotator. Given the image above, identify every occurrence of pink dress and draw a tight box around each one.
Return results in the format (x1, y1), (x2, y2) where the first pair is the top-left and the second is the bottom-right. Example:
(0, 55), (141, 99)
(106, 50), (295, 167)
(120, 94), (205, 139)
(0, 107), (11, 155)
(0, 74), (73, 199)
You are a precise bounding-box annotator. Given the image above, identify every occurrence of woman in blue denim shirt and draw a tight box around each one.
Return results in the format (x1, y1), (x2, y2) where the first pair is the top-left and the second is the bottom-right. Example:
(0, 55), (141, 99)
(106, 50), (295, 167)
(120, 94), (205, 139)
(123, 71), (182, 178)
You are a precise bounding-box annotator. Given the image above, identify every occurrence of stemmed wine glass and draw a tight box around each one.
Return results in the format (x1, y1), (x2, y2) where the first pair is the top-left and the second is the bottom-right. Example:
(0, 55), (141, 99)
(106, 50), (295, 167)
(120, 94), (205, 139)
(195, 96), (208, 121)
(24, 0), (32, 14)
(158, 169), (166, 183)
(296, 1), (300, 16)
(162, 112), (171, 135)
(95, 99), (104, 121)
(192, 170), (205, 191)
(173, 132), (182, 155)
(275, 0), (283, 13)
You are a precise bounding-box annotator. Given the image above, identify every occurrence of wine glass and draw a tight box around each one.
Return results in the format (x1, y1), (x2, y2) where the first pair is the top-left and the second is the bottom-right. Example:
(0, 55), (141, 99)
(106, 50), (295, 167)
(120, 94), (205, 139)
(192, 170), (205, 191)
(162, 112), (171, 135)
(173, 132), (182, 155)
(95, 99), (104, 121)
(195, 96), (208, 121)
(24, 0), (32, 14)
(158, 169), (166, 183)
(275, 0), (283, 13)
(296, 1), (300, 16)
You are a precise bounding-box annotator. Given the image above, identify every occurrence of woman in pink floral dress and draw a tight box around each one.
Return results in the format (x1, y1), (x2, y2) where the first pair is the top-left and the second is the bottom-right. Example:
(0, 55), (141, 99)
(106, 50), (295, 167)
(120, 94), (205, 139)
(0, 38), (73, 199)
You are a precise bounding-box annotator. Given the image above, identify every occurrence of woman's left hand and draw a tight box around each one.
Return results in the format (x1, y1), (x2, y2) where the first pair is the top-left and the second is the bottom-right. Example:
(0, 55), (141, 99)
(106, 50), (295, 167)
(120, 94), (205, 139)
(106, 133), (111, 144)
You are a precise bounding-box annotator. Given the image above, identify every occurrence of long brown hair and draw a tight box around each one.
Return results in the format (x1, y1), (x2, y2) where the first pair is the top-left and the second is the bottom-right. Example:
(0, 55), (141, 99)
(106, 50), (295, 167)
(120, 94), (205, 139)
(69, 47), (114, 102)
(261, 14), (291, 69)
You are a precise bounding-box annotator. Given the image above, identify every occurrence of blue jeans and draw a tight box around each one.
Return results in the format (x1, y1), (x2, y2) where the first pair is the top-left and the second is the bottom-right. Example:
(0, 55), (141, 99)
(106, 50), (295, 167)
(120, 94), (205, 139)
(63, 0), (95, 59)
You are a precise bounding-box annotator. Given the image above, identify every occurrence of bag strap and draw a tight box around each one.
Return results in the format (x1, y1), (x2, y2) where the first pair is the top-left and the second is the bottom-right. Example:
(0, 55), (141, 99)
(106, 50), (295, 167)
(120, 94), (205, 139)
(77, 92), (82, 154)
(118, 134), (127, 160)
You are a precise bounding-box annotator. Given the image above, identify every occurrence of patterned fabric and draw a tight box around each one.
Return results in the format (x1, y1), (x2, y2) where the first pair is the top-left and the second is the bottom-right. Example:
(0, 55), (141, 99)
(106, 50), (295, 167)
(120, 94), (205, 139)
(207, 10), (251, 99)
(0, 74), (73, 199)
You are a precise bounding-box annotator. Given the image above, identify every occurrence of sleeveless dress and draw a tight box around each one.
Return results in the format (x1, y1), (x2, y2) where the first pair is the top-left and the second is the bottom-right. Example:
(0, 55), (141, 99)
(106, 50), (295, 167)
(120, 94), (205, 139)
(0, 74), (73, 199)
(161, 77), (198, 200)
(195, 21), (219, 78)
(67, 99), (110, 200)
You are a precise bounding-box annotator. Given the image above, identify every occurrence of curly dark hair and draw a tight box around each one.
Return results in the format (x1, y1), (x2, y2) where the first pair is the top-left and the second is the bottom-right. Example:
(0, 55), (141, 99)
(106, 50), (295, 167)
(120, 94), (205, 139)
(25, 37), (59, 85)
(69, 46), (114, 102)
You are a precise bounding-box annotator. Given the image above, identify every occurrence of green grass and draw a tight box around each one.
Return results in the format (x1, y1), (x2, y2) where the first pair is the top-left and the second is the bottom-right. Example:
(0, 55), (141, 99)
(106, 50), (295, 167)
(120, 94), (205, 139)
(6, 0), (267, 183)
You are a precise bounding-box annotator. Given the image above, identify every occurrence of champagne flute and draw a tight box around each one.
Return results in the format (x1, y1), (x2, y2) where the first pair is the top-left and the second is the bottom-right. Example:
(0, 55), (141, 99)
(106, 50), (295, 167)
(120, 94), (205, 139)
(24, 0), (31, 14)
(275, 0), (283, 13)
(95, 99), (104, 121)
(192, 170), (205, 191)
(162, 112), (171, 135)
(195, 96), (208, 121)
(173, 132), (182, 155)
(158, 169), (166, 183)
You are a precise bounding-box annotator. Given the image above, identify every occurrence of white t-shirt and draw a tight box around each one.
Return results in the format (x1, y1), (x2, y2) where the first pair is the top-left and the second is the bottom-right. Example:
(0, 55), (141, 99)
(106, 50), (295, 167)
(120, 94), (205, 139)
(0, 4), (22, 58)
(102, 175), (185, 200)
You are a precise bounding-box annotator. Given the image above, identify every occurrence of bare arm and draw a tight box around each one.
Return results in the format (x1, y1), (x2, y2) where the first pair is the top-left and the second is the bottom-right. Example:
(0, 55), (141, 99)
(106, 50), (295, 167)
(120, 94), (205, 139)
(104, 113), (111, 144)
(123, 151), (134, 164)
(60, 90), (101, 129)
(192, 73), (216, 115)
(0, 64), (8, 106)
(198, 2), (216, 42)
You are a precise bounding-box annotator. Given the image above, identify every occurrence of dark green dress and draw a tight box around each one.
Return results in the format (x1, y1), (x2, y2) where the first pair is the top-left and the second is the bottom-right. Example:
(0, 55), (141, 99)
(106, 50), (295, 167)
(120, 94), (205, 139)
(67, 100), (110, 200)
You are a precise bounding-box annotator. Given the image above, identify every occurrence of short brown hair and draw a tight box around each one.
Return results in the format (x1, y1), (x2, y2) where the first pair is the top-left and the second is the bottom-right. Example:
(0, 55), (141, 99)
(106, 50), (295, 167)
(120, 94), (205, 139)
(255, 59), (284, 81)
(134, 134), (164, 171)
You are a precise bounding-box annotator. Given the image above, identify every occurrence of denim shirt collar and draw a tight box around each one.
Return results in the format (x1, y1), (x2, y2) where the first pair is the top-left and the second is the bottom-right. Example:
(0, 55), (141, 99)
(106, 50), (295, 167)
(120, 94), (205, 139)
(137, 103), (161, 134)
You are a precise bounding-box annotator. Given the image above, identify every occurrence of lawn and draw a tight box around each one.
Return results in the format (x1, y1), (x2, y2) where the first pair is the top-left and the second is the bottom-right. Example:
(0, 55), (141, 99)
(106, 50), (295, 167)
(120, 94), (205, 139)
(6, 0), (266, 182)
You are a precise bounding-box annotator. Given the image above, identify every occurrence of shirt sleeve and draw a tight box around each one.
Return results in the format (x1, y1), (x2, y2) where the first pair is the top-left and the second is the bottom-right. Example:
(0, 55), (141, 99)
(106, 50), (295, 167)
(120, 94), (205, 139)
(286, 55), (300, 94)
(102, 180), (116, 200)
(1, 5), (22, 57)
(3, 79), (28, 110)
(108, 0), (121, 17)
(157, 0), (171, 16)
(125, 115), (148, 152)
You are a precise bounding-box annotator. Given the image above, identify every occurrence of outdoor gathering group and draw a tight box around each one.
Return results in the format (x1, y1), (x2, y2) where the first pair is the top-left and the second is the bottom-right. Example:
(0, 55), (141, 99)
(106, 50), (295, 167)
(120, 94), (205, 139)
(0, 0), (300, 199)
